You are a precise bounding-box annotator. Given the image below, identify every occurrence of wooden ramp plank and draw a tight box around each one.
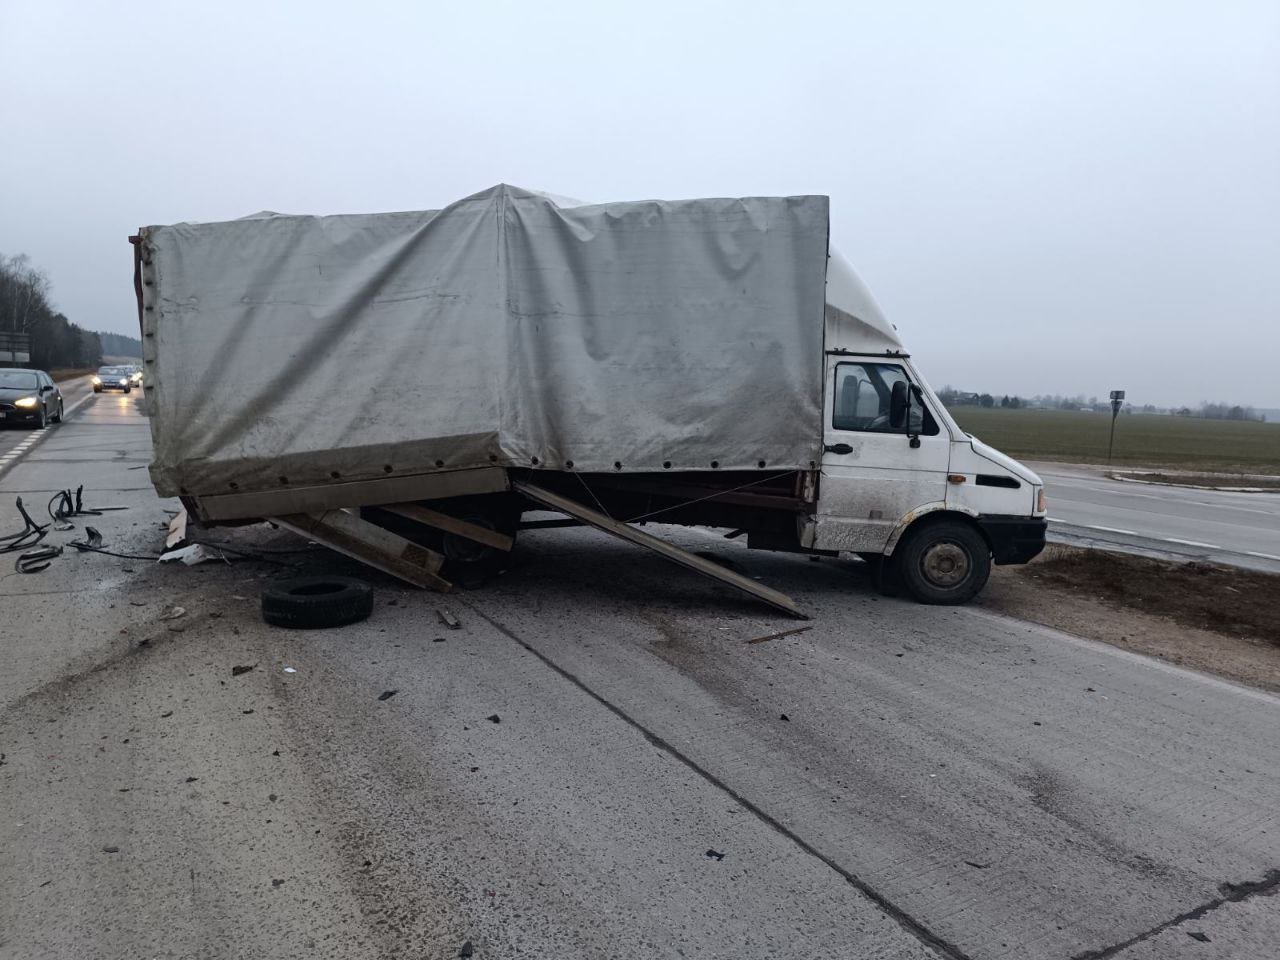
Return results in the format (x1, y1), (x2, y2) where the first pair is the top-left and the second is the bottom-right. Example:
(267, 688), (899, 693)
(271, 509), (451, 592)
(512, 481), (805, 619)
(382, 503), (514, 552)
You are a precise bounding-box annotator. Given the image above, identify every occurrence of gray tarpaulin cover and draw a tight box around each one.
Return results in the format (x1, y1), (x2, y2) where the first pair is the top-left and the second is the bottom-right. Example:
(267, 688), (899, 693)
(140, 185), (830, 498)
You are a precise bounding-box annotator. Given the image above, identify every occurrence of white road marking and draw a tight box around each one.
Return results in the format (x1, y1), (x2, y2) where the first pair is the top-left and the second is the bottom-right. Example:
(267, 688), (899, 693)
(1050, 519), (1138, 536)
(1165, 538), (1220, 549)
(1246, 550), (1280, 562)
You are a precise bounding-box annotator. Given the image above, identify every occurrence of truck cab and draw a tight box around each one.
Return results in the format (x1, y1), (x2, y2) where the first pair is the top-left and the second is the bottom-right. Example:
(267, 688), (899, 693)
(801, 251), (1047, 603)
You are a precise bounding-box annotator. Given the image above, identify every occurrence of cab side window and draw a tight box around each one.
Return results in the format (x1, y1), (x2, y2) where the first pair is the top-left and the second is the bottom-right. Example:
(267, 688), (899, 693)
(832, 362), (939, 435)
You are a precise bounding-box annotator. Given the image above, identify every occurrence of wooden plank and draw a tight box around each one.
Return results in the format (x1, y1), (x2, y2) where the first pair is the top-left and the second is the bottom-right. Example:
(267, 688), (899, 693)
(381, 503), (514, 552)
(512, 481), (805, 619)
(271, 509), (451, 592)
(195, 467), (510, 522)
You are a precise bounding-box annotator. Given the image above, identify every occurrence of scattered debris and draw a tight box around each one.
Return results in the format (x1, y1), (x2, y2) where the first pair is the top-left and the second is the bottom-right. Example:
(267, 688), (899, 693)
(377, 690), (398, 701)
(271, 878), (285, 888)
(486, 714), (501, 724)
(159, 606), (186, 621)
(963, 860), (992, 869)
(780, 714), (790, 722)
(1187, 931), (1211, 943)
(432, 637), (447, 643)
(102, 845), (120, 854)
(269, 794), (278, 802)
(15, 546), (61, 574)
(283, 666), (297, 674)
(437, 608), (461, 630)
(166, 508), (189, 550)
(231, 664), (257, 677)
(185, 776), (199, 783)
(242, 709), (254, 715)
(705, 849), (725, 861)
(746, 625), (812, 645)
(160, 711), (173, 718)
(159, 544), (216, 565)
(459, 940), (474, 958)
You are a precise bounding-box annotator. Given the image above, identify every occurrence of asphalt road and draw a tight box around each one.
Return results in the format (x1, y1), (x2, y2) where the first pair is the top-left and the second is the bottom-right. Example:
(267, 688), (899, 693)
(1030, 461), (1280, 573)
(1, 397), (1278, 959)
(0, 375), (99, 471)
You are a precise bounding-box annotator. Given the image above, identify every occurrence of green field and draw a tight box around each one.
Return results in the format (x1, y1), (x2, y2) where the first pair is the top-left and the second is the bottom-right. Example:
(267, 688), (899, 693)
(947, 407), (1280, 475)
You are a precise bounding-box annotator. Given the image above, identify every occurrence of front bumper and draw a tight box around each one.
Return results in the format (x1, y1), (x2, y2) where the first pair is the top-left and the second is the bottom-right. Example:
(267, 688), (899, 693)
(977, 515), (1047, 565)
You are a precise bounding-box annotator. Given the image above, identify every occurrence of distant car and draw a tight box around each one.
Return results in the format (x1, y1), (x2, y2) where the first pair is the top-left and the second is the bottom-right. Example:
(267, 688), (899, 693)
(93, 365), (134, 393)
(129, 365), (144, 386)
(0, 368), (64, 429)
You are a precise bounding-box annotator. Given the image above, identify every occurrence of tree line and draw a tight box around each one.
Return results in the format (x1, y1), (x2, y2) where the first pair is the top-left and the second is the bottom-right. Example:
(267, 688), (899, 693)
(938, 385), (1266, 422)
(0, 253), (102, 371)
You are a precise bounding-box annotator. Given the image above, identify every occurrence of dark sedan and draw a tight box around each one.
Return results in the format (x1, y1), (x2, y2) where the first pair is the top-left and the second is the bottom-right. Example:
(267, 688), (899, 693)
(93, 365), (134, 393)
(0, 368), (63, 429)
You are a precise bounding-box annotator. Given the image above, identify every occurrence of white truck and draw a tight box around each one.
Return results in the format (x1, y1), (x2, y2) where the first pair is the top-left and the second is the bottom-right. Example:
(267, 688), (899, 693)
(133, 185), (1045, 612)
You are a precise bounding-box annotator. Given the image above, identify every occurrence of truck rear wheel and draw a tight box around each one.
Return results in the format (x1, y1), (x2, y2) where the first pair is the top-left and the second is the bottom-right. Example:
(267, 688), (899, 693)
(895, 519), (990, 605)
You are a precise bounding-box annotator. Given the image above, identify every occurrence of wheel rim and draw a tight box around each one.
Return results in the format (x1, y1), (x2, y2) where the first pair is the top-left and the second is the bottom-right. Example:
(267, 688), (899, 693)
(920, 540), (970, 588)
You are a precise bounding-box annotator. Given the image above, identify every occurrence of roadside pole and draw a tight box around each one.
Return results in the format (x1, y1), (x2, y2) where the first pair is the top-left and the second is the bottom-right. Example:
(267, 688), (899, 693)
(1108, 389), (1125, 462)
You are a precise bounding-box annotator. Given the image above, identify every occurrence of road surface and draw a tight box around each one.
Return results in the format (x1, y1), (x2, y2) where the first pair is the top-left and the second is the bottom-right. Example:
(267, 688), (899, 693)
(1030, 461), (1280, 573)
(0, 396), (1277, 959)
(0, 375), (99, 473)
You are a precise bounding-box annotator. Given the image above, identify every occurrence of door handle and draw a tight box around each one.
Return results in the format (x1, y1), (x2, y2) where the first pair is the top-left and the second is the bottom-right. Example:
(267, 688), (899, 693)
(824, 443), (853, 455)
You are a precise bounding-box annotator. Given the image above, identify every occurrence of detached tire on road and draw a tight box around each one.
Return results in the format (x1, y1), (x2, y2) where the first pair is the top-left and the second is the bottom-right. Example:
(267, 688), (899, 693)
(261, 576), (374, 629)
(895, 519), (991, 605)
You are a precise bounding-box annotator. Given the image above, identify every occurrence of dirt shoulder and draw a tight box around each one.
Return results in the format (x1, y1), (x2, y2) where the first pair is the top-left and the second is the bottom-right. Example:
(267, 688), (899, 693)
(977, 545), (1280, 693)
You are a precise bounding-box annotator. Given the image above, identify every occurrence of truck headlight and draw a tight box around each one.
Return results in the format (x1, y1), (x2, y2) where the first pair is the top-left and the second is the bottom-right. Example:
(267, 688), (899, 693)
(14, 396), (38, 409)
(1037, 488), (1047, 514)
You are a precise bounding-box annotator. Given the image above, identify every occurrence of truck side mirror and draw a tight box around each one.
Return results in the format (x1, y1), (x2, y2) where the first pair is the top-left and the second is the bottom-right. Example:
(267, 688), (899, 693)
(889, 380), (909, 429)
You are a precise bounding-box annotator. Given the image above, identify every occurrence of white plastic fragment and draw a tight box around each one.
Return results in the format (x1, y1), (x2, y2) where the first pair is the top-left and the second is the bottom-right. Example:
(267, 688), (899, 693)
(158, 544), (214, 566)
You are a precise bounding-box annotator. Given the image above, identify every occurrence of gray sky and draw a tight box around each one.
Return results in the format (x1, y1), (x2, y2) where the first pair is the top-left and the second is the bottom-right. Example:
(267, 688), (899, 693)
(2, 1), (1277, 408)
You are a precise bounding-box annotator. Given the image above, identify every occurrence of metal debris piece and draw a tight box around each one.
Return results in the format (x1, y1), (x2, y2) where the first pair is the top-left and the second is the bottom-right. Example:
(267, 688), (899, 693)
(745, 625), (813, 645)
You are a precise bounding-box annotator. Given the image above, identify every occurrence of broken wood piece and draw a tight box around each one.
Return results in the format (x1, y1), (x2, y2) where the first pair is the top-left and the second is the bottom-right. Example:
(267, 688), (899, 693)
(270, 509), (451, 592)
(382, 503), (513, 552)
(512, 480), (805, 619)
(165, 508), (188, 549)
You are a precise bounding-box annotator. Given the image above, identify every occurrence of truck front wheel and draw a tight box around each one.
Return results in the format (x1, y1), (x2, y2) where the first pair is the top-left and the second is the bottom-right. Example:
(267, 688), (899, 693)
(895, 519), (991, 605)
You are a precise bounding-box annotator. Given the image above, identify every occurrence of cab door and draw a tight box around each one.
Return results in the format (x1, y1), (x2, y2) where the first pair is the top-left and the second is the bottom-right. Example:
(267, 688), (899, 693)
(810, 356), (951, 553)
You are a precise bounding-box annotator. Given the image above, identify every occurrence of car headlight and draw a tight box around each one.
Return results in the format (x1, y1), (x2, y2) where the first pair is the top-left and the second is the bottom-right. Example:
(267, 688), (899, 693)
(14, 396), (39, 409)
(92, 376), (101, 384)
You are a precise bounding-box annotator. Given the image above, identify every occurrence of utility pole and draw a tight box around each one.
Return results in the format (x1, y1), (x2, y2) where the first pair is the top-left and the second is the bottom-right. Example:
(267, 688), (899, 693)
(1108, 390), (1125, 462)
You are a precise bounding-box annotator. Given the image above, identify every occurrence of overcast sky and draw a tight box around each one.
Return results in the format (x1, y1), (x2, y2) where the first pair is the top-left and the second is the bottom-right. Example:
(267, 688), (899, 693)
(2, 1), (1277, 408)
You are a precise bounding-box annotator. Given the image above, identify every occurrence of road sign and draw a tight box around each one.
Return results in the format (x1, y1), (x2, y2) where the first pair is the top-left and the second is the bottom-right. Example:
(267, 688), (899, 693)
(1108, 388), (1125, 461)
(0, 332), (31, 364)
